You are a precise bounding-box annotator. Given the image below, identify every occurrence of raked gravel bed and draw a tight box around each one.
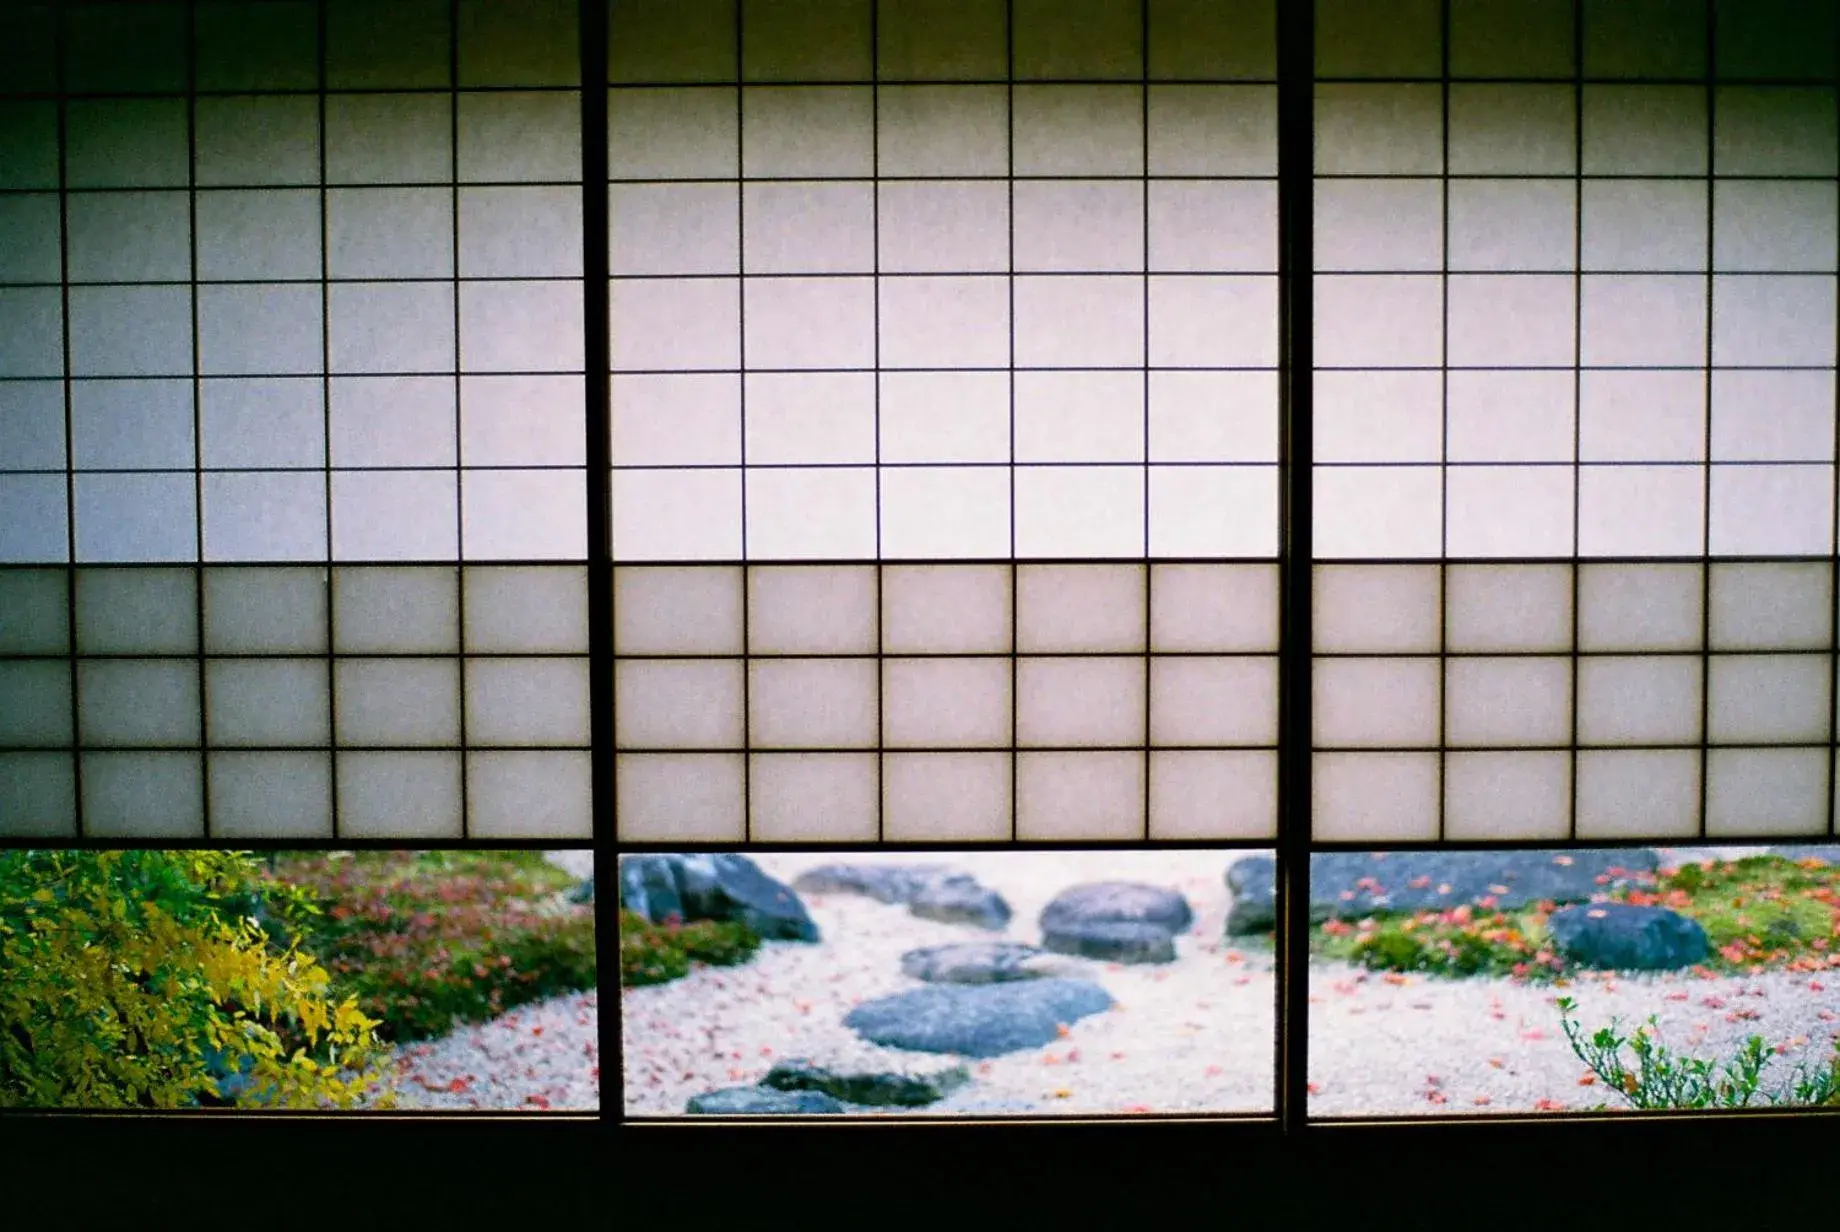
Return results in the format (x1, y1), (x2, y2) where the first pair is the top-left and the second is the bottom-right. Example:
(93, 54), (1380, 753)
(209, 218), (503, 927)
(622, 849), (1840, 1118)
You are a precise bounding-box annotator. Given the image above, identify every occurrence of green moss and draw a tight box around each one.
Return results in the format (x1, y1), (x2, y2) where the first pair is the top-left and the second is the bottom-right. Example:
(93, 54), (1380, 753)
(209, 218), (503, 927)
(619, 909), (761, 987)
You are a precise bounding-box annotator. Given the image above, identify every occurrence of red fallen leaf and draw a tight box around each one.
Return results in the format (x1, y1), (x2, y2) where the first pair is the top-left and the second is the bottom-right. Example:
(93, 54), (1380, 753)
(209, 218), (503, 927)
(1424, 1074), (1442, 1087)
(1233, 976), (1252, 986)
(590, 1067), (599, 1079)
(1810, 981), (1826, 992)
(1065, 1049), (1081, 1063)
(531, 1027), (543, 1037)
(1042, 1054), (1061, 1066)
(1204, 1065), (1223, 1077)
(1055, 1022), (1072, 1038)
(760, 1046), (773, 1057)
(527, 1095), (551, 1109)
(448, 1078), (469, 1093)
(1307, 1082), (1323, 1095)
(1701, 996), (1727, 1009)
(1577, 1075), (1597, 1087)
(1534, 1098), (1566, 1111)
(1472, 1096), (1491, 1106)
(1665, 992), (1689, 1002)
(1408, 876), (1432, 890)
(977, 1062), (993, 1075)
(1110, 1049), (1127, 1060)
(1522, 1028), (1546, 1041)
(1120, 1104), (1154, 1114)
(1224, 951), (1244, 964)
(1587, 908), (1608, 919)
(1424, 1091), (1447, 1105)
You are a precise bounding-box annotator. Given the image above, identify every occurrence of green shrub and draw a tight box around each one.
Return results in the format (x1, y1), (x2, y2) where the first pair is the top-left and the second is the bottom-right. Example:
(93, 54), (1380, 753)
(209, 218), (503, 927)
(1557, 996), (1840, 1110)
(620, 909), (761, 987)
(0, 850), (391, 1110)
(263, 850), (597, 1045)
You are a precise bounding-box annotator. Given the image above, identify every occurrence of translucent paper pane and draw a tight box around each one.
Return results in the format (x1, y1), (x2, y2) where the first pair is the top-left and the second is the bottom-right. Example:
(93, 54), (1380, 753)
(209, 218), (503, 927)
(74, 475), (197, 564)
(336, 751), (463, 839)
(205, 659), (331, 747)
(1443, 751), (1572, 841)
(614, 660), (744, 749)
(1709, 563), (1832, 651)
(77, 661), (199, 747)
(1017, 658), (1147, 748)
(333, 660), (462, 747)
(1150, 564), (1279, 654)
(81, 752), (204, 838)
(1149, 657), (1277, 747)
(0, 569), (68, 655)
(0, 661), (72, 748)
(0, 478), (70, 563)
(464, 566), (590, 654)
(614, 753), (745, 842)
(1312, 752), (1439, 842)
(610, 470), (742, 560)
(465, 658), (590, 747)
(880, 565), (1011, 655)
(1706, 749), (1829, 837)
(748, 566), (876, 656)
(1313, 658), (1441, 748)
(333, 567), (460, 654)
(749, 753), (879, 843)
(748, 659), (878, 749)
(882, 752), (1011, 842)
(1312, 467), (1442, 558)
(1444, 657), (1572, 748)
(467, 751), (592, 839)
(882, 658), (1011, 749)
(613, 566), (744, 656)
(1017, 565), (1145, 654)
(1148, 749), (1276, 840)
(1015, 751), (1145, 841)
(1444, 565), (1572, 653)
(1577, 657), (1703, 746)
(207, 752), (333, 839)
(1707, 656), (1830, 745)
(0, 753), (78, 838)
(1313, 565), (1440, 653)
(1578, 563), (1704, 652)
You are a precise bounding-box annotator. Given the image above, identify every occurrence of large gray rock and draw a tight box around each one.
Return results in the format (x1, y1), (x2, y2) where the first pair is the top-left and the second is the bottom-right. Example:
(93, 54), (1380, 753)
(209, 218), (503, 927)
(685, 1086), (844, 1115)
(617, 853), (818, 942)
(761, 1058), (971, 1107)
(791, 863), (953, 905)
(1223, 848), (1662, 936)
(844, 979), (1115, 1058)
(1547, 903), (1710, 971)
(900, 941), (1066, 984)
(909, 874), (1011, 930)
(1038, 882), (1193, 963)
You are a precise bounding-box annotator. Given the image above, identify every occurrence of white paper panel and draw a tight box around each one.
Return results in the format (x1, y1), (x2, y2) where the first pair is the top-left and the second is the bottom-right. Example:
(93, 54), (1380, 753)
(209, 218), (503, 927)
(877, 0), (1006, 81)
(467, 751), (592, 839)
(749, 753), (880, 843)
(1150, 657), (1277, 747)
(744, 182), (874, 274)
(882, 752), (1011, 842)
(1146, 84), (1277, 176)
(1706, 748), (1829, 838)
(745, 372), (875, 465)
(880, 564), (1011, 655)
(1446, 370), (1575, 462)
(882, 658), (1011, 749)
(1312, 752), (1439, 842)
(1016, 751), (1146, 842)
(1447, 179), (1576, 272)
(744, 468), (877, 560)
(614, 660), (744, 749)
(615, 753), (746, 842)
(1314, 85), (1442, 175)
(0, 752), (78, 837)
(1709, 563), (1832, 651)
(333, 660), (462, 747)
(1011, 85), (1143, 175)
(464, 566), (589, 654)
(1577, 656), (1703, 746)
(77, 660), (199, 747)
(465, 658), (590, 747)
(336, 751), (463, 839)
(0, 661), (72, 748)
(1313, 468), (1443, 559)
(1443, 751), (1572, 841)
(202, 567), (328, 655)
(1582, 180), (1707, 271)
(1017, 564), (1146, 653)
(1575, 749), (1700, 840)
(1149, 749), (1276, 840)
(1313, 658), (1440, 749)
(1579, 370), (1704, 463)
(1708, 655), (1831, 745)
(748, 565), (877, 656)
(206, 659), (330, 748)
(80, 751), (204, 837)
(1314, 371), (1443, 464)
(1577, 563), (1704, 652)
(749, 659), (879, 749)
(1444, 466), (1575, 557)
(1444, 565), (1573, 653)
(1445, 657), (1572, 748)
(613, 566), (744, 656)
(333, 567), (461, 654)
(614, 470), (743, 560)
(880, 372), (1009, 462)
(1017, 657), (1147, 748)
(330, 472), (458, 563)
(207, 751), (333, 839)
(880, 469), (1013, 558)
(1014, 371), (1143, 464)
(876, 85), (1008, 177)
(1013, 468), (1145, 558)
(74, 568), (197, 655)
(1314, 179), (1442, 272)
(1149, 564), (1278, 654)
(0, 570), (67, 655)
(1581, 85), (1706, 176)
(1313, 566), (1441, 654)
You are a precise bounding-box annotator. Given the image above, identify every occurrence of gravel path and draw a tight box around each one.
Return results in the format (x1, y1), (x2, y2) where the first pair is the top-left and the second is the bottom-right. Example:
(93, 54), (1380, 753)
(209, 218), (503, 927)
(621, 849), (1840, 1118)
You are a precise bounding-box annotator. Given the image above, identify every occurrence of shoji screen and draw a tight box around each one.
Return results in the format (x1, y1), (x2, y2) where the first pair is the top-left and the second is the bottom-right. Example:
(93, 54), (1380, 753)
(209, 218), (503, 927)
(1310, 0), (1840, 843)
(0, 1), (591, 840)
(608, 0), (1281, 844)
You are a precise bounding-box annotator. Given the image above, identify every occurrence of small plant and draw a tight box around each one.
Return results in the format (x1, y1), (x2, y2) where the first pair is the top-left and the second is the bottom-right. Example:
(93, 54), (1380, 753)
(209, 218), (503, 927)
(620, 909), (761, 987)
(1556, 996), (1840, 1111)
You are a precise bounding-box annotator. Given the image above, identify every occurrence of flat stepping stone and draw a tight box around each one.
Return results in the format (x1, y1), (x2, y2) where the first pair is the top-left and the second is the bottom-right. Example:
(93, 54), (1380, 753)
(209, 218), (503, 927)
(1038, 882), (1193, 964)
(761, 1058), (971, 1107)
(1547, 902), (1710, 971)
(844, 978), (1114, 1059)
(1224, 848), (1661, 936)
(900, 941), (1067, 984)
(685, 1086), (844, 1115)
(908, 874), (1011, 930)
(791, 864), (953, 905)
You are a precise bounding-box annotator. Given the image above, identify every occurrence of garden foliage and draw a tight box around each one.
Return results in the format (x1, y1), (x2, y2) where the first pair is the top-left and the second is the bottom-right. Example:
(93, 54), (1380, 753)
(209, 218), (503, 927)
(620, 908), (761, 986)
(0, 850), (391, 1110)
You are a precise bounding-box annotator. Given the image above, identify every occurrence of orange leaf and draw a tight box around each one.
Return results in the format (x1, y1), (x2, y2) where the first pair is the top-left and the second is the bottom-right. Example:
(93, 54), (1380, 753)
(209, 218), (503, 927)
(1577, 1075), (1596, 1087)
(1055, 1022), (1072, 1038)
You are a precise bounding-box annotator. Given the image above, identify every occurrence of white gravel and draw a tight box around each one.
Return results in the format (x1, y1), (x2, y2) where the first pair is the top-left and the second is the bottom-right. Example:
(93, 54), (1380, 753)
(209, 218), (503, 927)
(620, 849), (1840, 1118)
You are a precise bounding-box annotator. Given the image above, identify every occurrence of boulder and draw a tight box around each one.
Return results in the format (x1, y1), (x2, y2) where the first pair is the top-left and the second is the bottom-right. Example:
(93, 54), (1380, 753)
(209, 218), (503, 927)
(760, 1058), (971, 1107)
(566, 874), (594, 905)
(617, 853), (818, 942)
(1547, 903), (1710, 971)
(791, 864), (953, 905)
(1038, 882), (1192, 963)
(1223, 848), (1662, 936)
(685, 1086), (845, 1115)
(909, 874), (1011, 930)
(900, 941), (1067, 984)
(844, 978), (1115, 1058)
